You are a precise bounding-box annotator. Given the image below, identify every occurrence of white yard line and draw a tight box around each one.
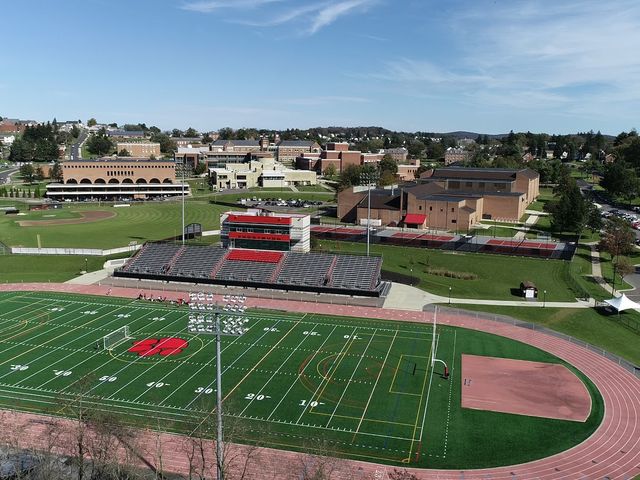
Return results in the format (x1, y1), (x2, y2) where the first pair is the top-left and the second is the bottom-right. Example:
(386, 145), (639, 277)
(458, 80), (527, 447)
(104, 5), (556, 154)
(325, 328), (377, 428)
(296, 326), (358, 424)
(353, 329), (399, 436)
(418, 333), (441, 440)
(265, 324), (338, 421)
(238, 322), (321, 417)
(15, 310), (151, 390)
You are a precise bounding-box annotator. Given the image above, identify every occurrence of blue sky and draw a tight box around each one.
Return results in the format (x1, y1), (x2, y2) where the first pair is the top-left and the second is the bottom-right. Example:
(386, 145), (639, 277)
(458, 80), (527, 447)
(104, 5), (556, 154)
(1, 0), (639, 135)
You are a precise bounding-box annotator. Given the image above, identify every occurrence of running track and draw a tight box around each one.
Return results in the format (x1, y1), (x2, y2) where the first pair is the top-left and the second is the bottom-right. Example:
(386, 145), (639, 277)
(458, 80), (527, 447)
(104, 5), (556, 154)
(0, 283), (639, 479)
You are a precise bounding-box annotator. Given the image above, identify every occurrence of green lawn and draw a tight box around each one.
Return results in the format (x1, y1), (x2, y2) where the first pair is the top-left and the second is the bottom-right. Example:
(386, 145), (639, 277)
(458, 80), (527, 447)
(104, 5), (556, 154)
(0, 291), (603, 469)
(315, 240), (579, 301)
(0, 200), (229, 249)
(0, 253), (131, 283)
(450, 304), (640, 366)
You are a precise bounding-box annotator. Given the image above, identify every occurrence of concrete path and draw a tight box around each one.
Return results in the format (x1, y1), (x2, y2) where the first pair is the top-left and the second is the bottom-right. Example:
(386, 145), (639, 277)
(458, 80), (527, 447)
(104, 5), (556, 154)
(382, 282), (592, 311)
(64, 259), (125, 285)
(514, 212), (542, 240)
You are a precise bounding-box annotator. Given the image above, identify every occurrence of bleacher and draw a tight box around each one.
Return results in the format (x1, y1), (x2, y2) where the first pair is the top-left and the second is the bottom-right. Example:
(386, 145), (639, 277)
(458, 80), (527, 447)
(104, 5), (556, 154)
(215, 258), (278, 283)
(330, 255), (382, 290)
(168, 246), (227, 279)
(115, 242), (385, 297)
(277, 252), (335, 287)
(122, 243), (183, 275)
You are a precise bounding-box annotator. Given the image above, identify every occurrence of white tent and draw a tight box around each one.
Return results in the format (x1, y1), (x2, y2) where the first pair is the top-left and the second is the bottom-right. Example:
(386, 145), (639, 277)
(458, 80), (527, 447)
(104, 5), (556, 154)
(603, 293), (640, 312)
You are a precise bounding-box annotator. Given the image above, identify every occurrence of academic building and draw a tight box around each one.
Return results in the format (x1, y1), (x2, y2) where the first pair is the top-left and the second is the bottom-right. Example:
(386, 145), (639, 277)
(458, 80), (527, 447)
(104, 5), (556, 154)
(45, 158), (189, 201)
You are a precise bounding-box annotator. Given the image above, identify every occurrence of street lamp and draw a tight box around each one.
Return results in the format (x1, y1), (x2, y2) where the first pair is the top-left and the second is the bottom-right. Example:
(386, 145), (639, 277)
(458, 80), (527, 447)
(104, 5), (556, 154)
(84, 257), (88, 273)
(188, 292), (249, 480)
(543, 289), (547, 308)
(181, 157), (186, 245)
(448, 286), (452, 305)
(359, 170), (379, 257)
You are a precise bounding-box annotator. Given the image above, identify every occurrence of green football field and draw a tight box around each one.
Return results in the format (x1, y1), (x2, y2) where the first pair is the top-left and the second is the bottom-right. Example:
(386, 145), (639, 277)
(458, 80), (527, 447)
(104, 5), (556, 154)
(0, 291), (603, 469)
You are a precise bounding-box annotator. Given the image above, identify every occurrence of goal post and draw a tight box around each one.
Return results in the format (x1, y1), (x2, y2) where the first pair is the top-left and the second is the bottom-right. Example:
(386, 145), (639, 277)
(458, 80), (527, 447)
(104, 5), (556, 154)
(103, 325), (131, 351)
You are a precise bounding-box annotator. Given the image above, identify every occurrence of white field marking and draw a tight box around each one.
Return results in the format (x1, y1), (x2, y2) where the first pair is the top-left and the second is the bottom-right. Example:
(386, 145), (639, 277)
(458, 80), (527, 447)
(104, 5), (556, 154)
(353, 329), (399, 437)
(0, 300), (116, 371)
(238, 322), (321, 417)
(0, 385), (417, 444)
(35, 306), (164, 391)
(442, 329), (456, 457)
(325, 328), (377, 428)
(186, 313), (309, 437)
(296, 326), (358, 424)
(265, 324), (338, 421)
(80, 311), (193, 397)
(417, 332), (440, 441)
(8, 303), (149, 385)
(131, 317), (266, 404)
(158, 316), (271, 406)
(0, 297), (54, 325)
(182, 315), (294, 411)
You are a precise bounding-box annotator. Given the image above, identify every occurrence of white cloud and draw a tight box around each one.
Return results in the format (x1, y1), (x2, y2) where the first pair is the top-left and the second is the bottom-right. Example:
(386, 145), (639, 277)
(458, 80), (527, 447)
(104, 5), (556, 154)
(181, 0), (284, 14)
(182, 0), (378, 35)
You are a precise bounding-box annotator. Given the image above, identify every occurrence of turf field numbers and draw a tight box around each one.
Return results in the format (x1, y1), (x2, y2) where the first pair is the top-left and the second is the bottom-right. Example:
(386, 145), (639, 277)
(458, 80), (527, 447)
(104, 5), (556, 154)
(195, 387), (214, 394)
(82, 310), (98, 315)
(49, 307), (65, 312)
(146, 381), (169, 388)
(151, 317), (165, 321)
(244, 393), (270, 401)
(10, 365), (28, 371)
(99, 376), (117, 383)
(303, 331), (320, 336)
(343, 334), (361, 340)
(116, 314), (130, 318)
(263, 327), (279, 332)
(299, 399), (324, 407)
(53, 370), (72, 377)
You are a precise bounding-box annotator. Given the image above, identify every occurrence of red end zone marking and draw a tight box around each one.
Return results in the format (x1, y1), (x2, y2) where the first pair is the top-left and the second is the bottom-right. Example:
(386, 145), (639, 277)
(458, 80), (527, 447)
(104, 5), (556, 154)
(128, 337), (189, 357)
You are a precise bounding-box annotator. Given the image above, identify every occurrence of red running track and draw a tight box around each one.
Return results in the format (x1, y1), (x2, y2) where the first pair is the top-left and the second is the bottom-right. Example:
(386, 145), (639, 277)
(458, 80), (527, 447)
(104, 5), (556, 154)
(1, 283), (639, 479)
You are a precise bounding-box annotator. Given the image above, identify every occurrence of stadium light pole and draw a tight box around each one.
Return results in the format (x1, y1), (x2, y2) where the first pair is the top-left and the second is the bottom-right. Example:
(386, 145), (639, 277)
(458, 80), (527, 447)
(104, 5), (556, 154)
(360, 170), (379, 257)
(187, 293), (248, 480)
(181, 157), (186, 245)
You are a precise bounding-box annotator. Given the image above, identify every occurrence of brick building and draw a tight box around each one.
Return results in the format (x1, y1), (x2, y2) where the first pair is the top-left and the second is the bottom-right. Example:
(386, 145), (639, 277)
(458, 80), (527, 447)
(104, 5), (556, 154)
(46, 158), (189, 200)
(116, 142), (161, 158)
(337, 167), (539, 231)
(276, 140), (320, 168)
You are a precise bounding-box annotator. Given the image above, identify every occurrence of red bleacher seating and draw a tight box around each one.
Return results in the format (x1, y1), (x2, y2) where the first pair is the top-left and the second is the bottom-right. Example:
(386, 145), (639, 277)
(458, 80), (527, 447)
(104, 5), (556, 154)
(227, 249), (284, 263)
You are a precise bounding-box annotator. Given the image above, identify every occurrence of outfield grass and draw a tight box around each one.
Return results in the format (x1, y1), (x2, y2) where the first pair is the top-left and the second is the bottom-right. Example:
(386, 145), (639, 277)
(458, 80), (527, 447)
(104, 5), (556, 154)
(0, 200), (228, 249)
(316, 240), (578, 301)
(450, 304), (640, 366)
(0, 291), (603, 469)
(0, 254), (131, 283)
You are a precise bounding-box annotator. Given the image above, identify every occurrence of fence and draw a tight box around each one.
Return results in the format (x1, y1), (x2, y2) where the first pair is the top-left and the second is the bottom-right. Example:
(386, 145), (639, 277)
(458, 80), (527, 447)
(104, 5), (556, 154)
(435, 305), (640, 378)
(10, 244), (141, 256)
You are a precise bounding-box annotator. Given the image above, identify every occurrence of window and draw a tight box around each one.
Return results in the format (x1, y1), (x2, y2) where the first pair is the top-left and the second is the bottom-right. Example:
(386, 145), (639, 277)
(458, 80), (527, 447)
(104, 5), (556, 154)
(451, 207), (455, 212)
(419, 205), (422, 210)
(429, 206), (433, 211)
(449, 181), (460, 189)
(451, 219), (457, 224)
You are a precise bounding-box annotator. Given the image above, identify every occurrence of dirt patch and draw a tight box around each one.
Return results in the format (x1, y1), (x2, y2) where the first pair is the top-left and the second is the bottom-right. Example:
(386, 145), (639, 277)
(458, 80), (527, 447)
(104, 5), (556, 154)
(461, 354), (591, 422)
(17, 210), (116, 227)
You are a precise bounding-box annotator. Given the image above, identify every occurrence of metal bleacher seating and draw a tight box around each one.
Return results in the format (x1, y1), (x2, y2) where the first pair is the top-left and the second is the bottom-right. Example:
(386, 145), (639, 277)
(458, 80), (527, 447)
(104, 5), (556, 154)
(124, 243), (182, 275)
(276, 252), (335, 287)
(215, 259), (277, 283)
(330, 255), (382, 290)
(168, 246), (227, 279)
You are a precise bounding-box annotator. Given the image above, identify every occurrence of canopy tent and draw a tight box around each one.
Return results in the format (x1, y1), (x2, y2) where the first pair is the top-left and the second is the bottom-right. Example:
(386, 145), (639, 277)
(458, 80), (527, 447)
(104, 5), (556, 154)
(603, 293), (640, 312)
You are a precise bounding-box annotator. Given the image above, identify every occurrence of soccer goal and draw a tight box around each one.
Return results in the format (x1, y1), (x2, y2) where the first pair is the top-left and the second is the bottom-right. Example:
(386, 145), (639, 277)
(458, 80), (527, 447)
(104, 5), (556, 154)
(103, 326), (131, 351)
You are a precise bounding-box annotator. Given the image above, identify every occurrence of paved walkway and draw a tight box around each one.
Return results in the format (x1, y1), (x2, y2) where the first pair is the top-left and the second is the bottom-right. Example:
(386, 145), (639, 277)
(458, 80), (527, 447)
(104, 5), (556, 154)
(0, 282), (638, 479)
(513, 211), (543, 240)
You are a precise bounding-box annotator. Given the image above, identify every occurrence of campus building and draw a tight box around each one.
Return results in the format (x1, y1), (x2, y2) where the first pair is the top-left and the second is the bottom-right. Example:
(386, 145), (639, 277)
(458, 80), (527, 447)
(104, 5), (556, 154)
(276, 140), (321, 168)
(209, 156), (317, 190)
(45, 157), (189, 200)
(337, 167), (539, 231)
(116, 142), (161, 158)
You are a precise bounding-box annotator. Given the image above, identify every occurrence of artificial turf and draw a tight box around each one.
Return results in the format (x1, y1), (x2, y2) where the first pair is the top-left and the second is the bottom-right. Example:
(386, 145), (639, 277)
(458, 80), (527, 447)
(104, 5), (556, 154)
(0, 291), (603, 469)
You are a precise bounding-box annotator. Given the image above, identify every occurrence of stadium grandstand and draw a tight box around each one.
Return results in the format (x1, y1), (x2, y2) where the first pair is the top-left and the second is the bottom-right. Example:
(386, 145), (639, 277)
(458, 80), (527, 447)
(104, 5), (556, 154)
(114, 211), (386, 297)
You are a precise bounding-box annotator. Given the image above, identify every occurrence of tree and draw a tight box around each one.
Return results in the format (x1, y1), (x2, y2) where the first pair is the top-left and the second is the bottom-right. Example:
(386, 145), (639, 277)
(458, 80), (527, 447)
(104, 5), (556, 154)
(171, 128), (184, 137)
(218, 127), (234, 140)
(194, 162), (207, 175)
(600, 217), (635, 293)
(185, 127), (198, 137)
(118, 148), (131, 157)
(50, 161), (63, 182)
(87, 118), (97, 127)
(202, 133), (213, 143)
(614, 256), (634, 286)
(414, 164), (430, 179)
(586, 203), (603, 233)
(34, 166), (44, 181)
(379, 154), (398, 175)
(19, 164), (35, 184)
(601, 161), (639, 200)
(150, 132), (177, 154)
(546, 177), (589, 233)
(379, 170), (396, 186)
(86, 129), (114, 156)
(323, 163), (337, 179)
